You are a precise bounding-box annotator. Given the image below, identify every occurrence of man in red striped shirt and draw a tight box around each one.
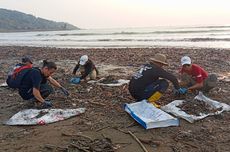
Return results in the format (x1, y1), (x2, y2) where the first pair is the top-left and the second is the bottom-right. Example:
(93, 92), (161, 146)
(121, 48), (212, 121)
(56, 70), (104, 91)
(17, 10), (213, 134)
(180, 56), (217, 92)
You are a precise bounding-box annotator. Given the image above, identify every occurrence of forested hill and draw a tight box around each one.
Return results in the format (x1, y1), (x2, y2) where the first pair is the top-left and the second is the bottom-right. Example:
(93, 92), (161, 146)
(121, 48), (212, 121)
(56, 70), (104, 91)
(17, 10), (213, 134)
(0, 8), (79, 32)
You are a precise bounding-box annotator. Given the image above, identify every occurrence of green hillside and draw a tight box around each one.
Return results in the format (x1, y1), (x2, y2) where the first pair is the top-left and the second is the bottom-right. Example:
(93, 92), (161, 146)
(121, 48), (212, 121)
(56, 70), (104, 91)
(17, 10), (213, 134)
(0, 8), (79, 32)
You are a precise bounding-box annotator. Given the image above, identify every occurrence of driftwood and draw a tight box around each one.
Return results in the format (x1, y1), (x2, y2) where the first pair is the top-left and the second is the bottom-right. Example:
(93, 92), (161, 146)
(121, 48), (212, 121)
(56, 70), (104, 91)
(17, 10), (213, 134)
(44, 144), (68, 151)
(96, 125), (110, 132)
(61, 132), (93, 141)
(88, 100), (106, 106)
(113, 128), (148, 152)
(70, 143), (90, 152)
(139, 138), (161, 147)
(128, 131), (149, 152)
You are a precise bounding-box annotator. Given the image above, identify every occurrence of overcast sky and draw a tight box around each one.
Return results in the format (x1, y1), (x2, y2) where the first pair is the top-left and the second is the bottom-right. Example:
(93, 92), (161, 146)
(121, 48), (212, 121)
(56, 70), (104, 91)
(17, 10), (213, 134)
(1, 0), (230, 29)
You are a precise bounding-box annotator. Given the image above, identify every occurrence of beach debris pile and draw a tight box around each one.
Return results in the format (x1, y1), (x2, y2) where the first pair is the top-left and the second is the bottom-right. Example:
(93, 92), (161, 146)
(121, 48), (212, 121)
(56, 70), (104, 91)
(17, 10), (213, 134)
(177, 99), (222, 116)
(99, 75), (119, 84)
(44, 133), (114, 152)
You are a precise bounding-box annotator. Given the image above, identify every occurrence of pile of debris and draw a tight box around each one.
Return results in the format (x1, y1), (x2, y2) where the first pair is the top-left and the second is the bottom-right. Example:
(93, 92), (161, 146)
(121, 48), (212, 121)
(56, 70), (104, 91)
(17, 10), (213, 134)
(177, 99), (221, 116)
(99, 76), (119, 84)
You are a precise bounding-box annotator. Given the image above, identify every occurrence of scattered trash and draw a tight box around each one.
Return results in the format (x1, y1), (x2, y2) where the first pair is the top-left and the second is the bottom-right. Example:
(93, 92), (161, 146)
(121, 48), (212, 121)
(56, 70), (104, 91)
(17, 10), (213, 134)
(99, 75), (119, 84)
(5, 108), (86, 125)
(218, 73), (230, 82)
(161, 92), (230, 123)
(69, 77), (81, 84)
(88, 76), (130, 87)
(87, 86), (93, 92)
(177, 99), (222, 115)
(70, 137), (114, 152)
(0, 82), (7, 87)
(98, 79), (129, 86)
(124, 100), (179, 129)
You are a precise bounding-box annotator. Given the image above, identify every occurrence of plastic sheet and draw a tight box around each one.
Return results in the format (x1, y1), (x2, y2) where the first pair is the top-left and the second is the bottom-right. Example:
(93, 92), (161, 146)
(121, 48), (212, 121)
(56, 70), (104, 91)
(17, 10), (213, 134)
(88, 79), (130, 87)
(5, 108), (86, 125)
(161, 92), (230, 123)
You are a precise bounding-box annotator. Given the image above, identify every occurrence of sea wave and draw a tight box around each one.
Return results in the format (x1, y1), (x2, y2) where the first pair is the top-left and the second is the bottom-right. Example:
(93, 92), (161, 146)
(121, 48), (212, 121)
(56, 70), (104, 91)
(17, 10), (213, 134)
(35, 29), (230, 37)
(34, 38), (230, 42)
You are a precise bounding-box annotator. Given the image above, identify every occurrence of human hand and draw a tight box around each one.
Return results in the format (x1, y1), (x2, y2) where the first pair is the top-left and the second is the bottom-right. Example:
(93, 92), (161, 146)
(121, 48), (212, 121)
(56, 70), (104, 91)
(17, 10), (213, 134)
(174, 88), (187, 96)
(179, 88), (187, 94)
(60, 87), (70, 96)
(40, 100), (53, 109)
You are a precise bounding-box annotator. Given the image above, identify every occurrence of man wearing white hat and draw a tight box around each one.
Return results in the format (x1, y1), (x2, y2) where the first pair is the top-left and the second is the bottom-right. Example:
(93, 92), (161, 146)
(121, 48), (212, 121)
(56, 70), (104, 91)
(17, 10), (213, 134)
(180, 56), (217, 92)
(129, 53), (186, 108)
(72, 55), (98, 84)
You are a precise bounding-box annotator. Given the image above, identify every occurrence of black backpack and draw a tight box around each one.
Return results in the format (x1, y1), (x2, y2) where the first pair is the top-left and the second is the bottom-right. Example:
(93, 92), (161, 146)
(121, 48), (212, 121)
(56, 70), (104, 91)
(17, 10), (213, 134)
(6, 65), (33, 89)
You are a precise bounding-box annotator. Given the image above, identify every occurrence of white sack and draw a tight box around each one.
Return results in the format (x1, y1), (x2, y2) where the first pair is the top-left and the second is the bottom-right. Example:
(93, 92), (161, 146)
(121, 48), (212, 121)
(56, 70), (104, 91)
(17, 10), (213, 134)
(5, 108), (85, 125)
(124, 100), (179, 129)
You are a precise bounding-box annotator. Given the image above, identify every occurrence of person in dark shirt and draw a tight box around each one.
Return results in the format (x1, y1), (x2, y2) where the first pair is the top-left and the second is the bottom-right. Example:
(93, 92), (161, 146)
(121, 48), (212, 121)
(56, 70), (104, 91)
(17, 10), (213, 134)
(129, 53), (186, 108)
(8, 56), (33, 76)
(21, 56), (33, 66)
(72, 55), (98, 83)
(19, 60), (69, 108)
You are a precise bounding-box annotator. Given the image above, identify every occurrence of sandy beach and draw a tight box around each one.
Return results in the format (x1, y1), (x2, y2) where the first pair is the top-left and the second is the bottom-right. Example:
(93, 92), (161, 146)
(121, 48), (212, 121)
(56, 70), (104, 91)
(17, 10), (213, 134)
(0, 46), (230, 152)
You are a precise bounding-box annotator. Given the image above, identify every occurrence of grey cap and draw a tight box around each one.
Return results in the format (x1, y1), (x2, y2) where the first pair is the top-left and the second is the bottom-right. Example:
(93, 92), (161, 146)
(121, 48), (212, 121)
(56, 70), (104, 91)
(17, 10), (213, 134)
(22, 56), (33, 64)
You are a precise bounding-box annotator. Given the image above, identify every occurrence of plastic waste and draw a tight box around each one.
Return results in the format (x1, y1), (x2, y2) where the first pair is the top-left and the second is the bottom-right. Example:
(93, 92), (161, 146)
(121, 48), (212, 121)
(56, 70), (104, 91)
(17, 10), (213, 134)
(0, 82), (8, 87)
(5, 108), (86, 125)
(161, 92), (230, 123)
(88, 79), (130, 87)
(70, 77), (81, 84)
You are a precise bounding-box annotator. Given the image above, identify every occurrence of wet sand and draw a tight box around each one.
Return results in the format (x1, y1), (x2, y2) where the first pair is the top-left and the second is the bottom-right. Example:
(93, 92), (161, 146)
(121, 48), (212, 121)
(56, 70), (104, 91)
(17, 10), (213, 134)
(0, 46), (230, 152)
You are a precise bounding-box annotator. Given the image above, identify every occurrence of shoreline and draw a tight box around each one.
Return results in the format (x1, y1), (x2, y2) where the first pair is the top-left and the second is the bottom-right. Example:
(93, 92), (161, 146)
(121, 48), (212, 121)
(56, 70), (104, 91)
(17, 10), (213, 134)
(1, 45), (230, 50)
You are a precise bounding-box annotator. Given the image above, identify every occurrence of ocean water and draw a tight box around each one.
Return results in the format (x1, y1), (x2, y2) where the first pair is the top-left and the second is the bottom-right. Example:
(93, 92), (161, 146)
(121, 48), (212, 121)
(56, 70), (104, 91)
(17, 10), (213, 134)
(1, 26), (230, 48)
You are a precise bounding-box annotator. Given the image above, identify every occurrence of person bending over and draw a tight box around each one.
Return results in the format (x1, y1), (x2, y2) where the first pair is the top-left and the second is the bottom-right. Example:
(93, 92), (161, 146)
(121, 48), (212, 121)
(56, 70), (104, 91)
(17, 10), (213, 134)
(19, 60), (69, 108)
(179, 56), (217, 93)
(72, 55), (98, 84)
(129, 53), (185, 108)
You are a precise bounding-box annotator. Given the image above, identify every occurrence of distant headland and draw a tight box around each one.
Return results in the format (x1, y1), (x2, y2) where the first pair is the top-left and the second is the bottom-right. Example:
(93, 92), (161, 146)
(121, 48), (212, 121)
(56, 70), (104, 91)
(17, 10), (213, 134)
(0, 8), (80, 32)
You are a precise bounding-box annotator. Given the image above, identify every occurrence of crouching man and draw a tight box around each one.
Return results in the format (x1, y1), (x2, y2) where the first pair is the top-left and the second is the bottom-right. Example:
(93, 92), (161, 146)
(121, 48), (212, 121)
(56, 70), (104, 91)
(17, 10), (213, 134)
(128, 53), (186, 108)
(19, 60), (69, 108)
(71, 55), (98, 84)
(180, 56), (217, 93)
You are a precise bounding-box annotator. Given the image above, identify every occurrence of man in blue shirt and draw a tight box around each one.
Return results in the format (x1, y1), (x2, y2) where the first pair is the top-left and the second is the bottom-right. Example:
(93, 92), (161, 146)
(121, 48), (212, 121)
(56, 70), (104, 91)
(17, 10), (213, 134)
(19, 60), (69, 108)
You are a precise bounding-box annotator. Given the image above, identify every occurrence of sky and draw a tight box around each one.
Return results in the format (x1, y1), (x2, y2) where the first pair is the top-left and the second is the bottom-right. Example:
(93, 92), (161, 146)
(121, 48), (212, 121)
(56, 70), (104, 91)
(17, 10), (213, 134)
(1, 0), (230, 29)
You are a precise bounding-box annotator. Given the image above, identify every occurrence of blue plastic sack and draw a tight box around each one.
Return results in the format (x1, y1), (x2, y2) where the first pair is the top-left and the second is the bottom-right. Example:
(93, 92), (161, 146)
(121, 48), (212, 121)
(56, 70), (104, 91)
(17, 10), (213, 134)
(70, 77), (81, 84)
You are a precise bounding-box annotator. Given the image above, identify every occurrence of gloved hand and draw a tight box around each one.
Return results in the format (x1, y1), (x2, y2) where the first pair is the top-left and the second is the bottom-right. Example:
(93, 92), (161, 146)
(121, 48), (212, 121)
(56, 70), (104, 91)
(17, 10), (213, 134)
(60, 87), (70, 96)
(174, 88), (188, 96)
(40, 100), (53, 109)
(70, 77), (81, 84)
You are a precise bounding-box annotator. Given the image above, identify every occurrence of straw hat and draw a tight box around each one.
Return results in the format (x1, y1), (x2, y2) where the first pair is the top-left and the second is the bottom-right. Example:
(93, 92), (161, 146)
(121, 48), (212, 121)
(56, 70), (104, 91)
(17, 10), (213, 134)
(150, 53), (168, 66)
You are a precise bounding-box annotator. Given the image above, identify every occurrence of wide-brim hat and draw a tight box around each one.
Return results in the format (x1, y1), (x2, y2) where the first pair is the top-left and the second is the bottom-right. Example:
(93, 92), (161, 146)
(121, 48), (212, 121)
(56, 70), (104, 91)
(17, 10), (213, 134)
(150, 53), (168, 66)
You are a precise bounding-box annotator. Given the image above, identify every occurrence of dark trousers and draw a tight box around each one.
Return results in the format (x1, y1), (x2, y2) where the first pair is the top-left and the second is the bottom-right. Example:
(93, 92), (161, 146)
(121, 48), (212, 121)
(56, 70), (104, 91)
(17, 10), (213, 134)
(39, 84), (54, 99)
(21, 83), (54, 101)
(130, 79), (169, 101)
